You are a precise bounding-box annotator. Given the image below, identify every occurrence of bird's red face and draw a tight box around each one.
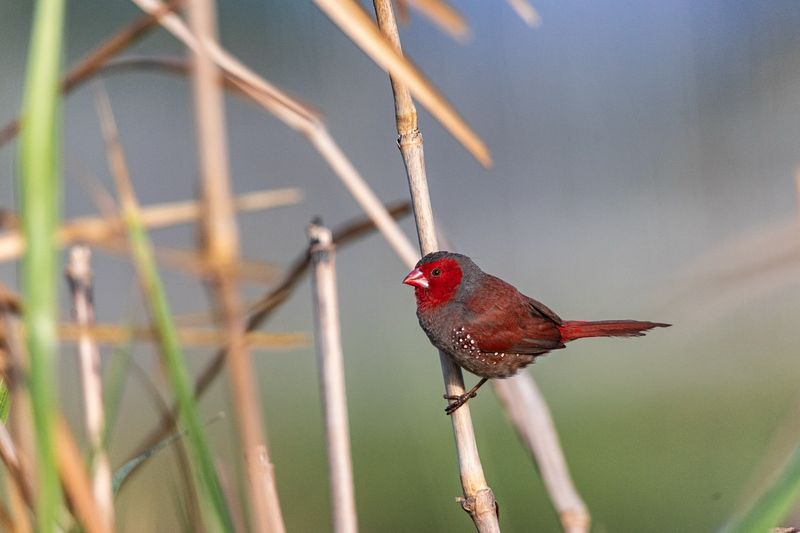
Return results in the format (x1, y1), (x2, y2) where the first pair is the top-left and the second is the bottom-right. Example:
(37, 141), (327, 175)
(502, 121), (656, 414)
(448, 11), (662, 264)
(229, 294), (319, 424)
(403, 257), (463, 310)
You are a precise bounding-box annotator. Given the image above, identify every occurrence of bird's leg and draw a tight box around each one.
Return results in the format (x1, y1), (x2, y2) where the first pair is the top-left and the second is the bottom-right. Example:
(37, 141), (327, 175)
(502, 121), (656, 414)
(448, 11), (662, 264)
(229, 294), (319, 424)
(444, 377), (489, 415)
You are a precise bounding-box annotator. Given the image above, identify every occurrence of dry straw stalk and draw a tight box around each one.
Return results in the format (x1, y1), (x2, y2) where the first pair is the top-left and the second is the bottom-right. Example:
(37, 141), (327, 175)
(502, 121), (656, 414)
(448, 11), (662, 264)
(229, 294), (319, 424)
(493, 374), (589, 532)
(309, 222), (358, 533)
(65, 246), (113, 531)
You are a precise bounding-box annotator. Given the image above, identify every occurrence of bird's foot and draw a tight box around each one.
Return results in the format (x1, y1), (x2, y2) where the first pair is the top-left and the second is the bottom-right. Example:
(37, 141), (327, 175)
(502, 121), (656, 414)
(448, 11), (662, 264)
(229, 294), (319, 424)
(443, 391), (478, 415)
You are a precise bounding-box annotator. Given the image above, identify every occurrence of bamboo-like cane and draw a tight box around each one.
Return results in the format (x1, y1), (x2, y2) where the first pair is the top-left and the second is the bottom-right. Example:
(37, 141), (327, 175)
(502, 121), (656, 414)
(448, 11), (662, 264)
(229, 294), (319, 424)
(371, 1), (500, 530)
(187, 0), (285, 530)
(65, 246), (113, 531)
(309, 221), (358, 533)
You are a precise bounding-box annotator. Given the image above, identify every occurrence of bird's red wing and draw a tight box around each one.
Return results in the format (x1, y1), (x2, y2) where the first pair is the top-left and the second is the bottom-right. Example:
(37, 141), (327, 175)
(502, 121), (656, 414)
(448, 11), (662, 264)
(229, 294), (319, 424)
(463, 276), (564, 355)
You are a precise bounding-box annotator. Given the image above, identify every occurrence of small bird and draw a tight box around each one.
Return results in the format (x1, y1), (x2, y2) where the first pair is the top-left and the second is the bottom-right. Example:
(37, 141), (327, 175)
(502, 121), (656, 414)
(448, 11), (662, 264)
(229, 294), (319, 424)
(403, 251), (669, 414)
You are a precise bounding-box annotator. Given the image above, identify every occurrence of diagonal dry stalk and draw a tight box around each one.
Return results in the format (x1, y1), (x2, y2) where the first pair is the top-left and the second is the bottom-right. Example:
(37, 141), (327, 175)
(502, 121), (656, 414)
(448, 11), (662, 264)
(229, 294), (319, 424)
(314, 0), (490, 166)
(505, 0), (541, 27)
(187, 0), (285, 530)
(370, 2), (500, 530)
(492, 374), (589, 532)
(65, 246), (113, 531)
(403, 0), (470, 42)
(309, 222), (358, 533)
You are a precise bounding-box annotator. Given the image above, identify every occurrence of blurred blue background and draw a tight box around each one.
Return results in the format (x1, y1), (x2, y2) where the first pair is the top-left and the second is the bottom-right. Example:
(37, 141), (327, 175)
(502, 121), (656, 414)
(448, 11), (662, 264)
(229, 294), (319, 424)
(2, 0), (800, 530)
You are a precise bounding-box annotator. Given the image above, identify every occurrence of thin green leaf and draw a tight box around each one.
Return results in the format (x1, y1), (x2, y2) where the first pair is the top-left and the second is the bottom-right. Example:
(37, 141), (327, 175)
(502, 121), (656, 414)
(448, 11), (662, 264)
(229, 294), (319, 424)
(112, 412), (225, 495)
(18, 0), (66, 529)
(94, 84), (233, 531)
(112, 431), (181, 494)
(102, 334), (134, 449)
(721, 445), (800, 533)
(0, 379), (10, 423)
(115, 175), (234, 532)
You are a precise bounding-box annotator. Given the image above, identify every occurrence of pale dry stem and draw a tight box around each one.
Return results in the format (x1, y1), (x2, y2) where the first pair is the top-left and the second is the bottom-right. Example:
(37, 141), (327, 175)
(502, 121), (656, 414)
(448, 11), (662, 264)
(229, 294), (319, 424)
(65, 246), (113, 531)
(309, 223), (358, 533)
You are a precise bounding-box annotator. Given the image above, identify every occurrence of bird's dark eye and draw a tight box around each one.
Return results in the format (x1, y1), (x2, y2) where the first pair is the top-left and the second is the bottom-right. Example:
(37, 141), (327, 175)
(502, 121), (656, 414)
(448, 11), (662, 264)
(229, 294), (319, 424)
(431, 268), (442, 277)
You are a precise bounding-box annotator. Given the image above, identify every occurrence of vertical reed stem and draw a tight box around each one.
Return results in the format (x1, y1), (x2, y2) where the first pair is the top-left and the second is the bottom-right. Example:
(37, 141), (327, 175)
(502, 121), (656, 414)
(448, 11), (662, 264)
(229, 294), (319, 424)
(309, 221), (359, 533)
(65, 246), (113, 530)
(187, 0), (285, 529)
(372, 2), (500, 530)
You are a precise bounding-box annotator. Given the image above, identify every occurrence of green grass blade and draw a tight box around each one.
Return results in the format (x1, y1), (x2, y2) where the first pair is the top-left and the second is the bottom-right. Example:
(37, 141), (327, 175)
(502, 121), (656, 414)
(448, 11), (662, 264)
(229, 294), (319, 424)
(721, 445), (800, 533)
(0, 378), (10, 423)
(112, 430), (182, 495)
(119, 199), (233, 532)
(102, 337), (133, 449)
(18, 0), (66, 530)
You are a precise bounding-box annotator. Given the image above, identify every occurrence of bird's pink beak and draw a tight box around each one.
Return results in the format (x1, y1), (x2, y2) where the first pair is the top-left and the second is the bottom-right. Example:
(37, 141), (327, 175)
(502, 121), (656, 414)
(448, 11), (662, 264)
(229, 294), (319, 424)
(403, 268), (429, 289)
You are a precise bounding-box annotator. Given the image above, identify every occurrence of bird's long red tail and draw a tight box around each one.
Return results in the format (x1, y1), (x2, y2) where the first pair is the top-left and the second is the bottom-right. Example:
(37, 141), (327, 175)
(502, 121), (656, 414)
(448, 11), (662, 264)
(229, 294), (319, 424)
(558, 320), (670, 342)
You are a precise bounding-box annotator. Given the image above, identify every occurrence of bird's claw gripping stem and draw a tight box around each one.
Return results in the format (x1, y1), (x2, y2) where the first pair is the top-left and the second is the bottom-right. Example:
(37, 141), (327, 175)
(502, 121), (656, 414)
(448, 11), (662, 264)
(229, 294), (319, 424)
(444, 391), (477, 415)
(443, 377), (489, 415)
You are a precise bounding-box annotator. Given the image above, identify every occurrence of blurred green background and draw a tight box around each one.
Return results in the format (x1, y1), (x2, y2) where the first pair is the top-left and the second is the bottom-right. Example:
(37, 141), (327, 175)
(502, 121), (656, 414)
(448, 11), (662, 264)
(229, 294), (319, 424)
(3, 0), (800, 531)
